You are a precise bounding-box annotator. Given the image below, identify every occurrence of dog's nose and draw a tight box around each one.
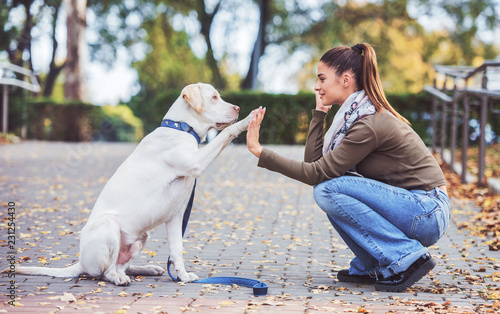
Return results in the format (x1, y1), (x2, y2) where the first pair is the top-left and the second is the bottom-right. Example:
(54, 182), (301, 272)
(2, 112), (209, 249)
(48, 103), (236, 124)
(233, 106), (240, 113)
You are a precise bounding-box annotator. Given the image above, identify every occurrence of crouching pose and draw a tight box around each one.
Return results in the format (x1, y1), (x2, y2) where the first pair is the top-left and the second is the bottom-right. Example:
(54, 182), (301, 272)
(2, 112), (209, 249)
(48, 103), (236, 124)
(246, 44), (450, 292)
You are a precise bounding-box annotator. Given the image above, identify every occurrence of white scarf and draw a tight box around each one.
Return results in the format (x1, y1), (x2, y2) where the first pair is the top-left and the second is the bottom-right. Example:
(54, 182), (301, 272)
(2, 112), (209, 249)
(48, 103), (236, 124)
(322, 90), (376, 155)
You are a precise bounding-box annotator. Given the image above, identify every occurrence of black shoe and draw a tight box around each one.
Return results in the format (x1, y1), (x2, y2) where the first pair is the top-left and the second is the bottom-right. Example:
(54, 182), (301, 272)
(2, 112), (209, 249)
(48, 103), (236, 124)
(337, 269), (377, 284)
(375, 254), (436, 292)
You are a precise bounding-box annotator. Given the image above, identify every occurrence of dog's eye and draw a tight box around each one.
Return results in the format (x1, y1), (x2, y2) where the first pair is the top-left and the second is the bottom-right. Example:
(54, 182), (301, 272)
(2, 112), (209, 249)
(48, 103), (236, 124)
(212, 95), (218, 100)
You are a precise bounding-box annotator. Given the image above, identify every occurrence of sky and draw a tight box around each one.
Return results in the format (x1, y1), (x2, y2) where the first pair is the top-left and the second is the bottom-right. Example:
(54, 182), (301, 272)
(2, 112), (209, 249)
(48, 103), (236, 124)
(4, 0), (500, 106)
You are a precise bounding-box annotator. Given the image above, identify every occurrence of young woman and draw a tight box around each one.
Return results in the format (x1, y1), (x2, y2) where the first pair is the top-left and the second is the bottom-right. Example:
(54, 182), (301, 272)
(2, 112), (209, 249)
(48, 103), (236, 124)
(246, 43), (450, 292)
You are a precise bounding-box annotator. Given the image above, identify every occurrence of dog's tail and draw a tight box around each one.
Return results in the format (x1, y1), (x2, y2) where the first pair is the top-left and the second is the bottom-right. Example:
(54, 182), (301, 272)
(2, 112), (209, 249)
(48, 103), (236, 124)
(5, 263), (83, 278)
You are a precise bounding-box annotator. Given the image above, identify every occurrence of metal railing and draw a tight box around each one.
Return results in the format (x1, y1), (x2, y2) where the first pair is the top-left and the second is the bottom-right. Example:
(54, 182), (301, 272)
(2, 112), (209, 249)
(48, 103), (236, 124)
(424, 60), (500, 187)
(0, 62), (41, 134)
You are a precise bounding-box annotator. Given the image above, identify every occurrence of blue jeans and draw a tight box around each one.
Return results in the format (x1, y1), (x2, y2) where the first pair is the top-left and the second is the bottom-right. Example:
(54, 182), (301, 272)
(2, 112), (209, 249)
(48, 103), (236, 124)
(313, 176), (450, 279)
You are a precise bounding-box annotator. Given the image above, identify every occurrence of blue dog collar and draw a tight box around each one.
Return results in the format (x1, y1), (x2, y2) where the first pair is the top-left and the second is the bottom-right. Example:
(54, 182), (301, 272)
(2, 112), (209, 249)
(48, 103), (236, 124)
(160, 119), (201, 144)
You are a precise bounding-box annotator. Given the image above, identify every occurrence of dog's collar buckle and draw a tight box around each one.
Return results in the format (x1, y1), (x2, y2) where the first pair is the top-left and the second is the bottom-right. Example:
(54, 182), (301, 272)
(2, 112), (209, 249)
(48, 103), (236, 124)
(160, 119), (201, 144)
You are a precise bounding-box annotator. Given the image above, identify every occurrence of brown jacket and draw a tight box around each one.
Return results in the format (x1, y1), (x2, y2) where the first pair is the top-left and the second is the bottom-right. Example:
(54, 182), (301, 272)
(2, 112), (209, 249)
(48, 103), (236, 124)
(258, 109), (446, 190)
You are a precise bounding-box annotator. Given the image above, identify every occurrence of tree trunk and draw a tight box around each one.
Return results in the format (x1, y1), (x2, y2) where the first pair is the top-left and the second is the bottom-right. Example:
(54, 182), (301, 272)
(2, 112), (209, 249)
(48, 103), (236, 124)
(197, 0), (225, 89)
(44, 2), (65, 97)
(64, 0), (87, 101)
(8, 1), (33, 67)
(241, 0), (271, 90)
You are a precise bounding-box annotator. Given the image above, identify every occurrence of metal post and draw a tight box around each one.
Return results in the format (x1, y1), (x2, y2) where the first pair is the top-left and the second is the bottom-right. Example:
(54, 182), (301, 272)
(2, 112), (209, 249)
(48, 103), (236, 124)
(431, 97), (438, 153)
(478, 70), (488, 187)
(440, 76), (448, 161)
(2, 84), (7, 134)
(450, 81), (458, 168)
(431, 78), (437, 153)
(461, 96), (469, 183)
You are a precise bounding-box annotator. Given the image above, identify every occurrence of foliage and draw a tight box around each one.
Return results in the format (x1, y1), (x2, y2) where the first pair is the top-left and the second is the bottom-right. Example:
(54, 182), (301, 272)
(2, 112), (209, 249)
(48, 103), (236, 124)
(21, 100), (143, 142)
(131, 12), (212, 94)
(299, 0), (498, 94)
(128, 90), (432, 144)
(440, 159), (500, 251)
(456, 144), (500, 178)
(0, 132), (21, 144)
(100, 105), (144, 142)
(414, 0), (499, 64)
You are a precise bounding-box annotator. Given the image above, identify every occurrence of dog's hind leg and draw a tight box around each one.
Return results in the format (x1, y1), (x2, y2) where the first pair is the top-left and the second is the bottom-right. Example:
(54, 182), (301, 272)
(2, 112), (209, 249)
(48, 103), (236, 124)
(126, 265), (165, 276)
(80, 218), (131, 285)
(124, 232), (165, 276)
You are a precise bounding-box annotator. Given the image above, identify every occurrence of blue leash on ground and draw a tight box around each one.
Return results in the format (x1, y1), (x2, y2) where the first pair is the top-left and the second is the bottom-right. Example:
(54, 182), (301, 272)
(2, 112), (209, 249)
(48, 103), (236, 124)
(167, 182), (268, 296)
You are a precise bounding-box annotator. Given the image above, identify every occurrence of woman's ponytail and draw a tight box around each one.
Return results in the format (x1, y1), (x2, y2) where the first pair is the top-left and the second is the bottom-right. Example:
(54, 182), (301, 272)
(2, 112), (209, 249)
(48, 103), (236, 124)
(359, 43), (410, 125)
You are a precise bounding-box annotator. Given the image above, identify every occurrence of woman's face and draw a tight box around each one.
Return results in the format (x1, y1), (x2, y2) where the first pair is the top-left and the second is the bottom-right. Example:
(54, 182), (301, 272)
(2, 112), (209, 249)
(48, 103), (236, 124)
(314, 61), (351, 106)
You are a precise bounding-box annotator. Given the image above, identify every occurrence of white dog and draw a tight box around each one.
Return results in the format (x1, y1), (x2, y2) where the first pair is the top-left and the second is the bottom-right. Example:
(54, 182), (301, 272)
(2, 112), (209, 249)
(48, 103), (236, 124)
(11, 83), (254, 285)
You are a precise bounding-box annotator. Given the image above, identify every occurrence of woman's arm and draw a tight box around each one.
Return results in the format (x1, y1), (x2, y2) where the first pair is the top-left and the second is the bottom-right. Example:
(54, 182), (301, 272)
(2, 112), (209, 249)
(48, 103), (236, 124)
(304, 110), (327, 162)
(258, 120), (377, 185)
(247, 107), (378, 186)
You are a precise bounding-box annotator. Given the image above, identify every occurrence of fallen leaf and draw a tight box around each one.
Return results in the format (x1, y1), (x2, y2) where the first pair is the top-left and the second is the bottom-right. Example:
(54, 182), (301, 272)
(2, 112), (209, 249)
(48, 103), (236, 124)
(60, 292), (77, 302)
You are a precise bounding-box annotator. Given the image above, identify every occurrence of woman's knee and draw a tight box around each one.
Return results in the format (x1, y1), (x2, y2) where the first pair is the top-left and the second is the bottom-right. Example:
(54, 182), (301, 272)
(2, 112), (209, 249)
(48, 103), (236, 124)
(313, 181), (329, 208)
(313, 180), (342, 214)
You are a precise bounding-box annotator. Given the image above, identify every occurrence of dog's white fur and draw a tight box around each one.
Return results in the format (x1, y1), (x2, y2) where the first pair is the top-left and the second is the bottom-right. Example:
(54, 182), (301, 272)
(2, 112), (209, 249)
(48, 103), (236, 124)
(11, 83), (254, 285)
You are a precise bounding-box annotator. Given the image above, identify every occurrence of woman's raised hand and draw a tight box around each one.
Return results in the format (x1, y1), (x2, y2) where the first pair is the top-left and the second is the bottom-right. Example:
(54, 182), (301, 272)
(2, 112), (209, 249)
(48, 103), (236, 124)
(246, 106), (266, 158)
(315, 90), (332, 113)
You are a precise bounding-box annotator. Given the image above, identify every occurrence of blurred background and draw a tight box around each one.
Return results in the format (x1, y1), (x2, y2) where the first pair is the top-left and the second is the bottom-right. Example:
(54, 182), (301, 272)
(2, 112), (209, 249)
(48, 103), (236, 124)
(0, 0), (499, 145)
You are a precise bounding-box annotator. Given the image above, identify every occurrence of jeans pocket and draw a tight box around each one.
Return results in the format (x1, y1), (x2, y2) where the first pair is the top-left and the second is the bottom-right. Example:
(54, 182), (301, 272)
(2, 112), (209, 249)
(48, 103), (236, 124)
(411, 206), (447, 247)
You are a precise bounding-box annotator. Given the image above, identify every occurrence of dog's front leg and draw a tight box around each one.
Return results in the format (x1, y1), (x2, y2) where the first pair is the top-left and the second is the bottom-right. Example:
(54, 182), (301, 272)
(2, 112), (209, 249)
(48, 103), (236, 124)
(165, 213), (198, 282)
(192, 111), (254, 175)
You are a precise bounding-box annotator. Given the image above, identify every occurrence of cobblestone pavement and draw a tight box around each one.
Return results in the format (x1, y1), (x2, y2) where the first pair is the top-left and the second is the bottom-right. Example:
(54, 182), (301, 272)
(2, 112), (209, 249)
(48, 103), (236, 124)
(1, 142), (499, 313)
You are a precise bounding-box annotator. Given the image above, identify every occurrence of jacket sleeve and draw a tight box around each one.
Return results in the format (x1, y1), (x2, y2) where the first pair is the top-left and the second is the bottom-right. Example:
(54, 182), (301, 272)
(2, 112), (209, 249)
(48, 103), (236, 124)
(258, 119), (378, 186)
(304, 110), (327, 163)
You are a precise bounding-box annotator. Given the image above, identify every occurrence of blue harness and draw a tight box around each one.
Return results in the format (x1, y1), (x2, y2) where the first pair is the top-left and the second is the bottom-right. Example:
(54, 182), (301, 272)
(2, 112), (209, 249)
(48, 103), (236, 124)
(160, 120), (268, 296)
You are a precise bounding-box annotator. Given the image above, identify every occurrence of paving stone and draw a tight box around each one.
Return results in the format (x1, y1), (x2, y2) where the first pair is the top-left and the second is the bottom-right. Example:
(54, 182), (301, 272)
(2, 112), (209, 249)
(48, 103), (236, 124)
(1, 143), (500, 313)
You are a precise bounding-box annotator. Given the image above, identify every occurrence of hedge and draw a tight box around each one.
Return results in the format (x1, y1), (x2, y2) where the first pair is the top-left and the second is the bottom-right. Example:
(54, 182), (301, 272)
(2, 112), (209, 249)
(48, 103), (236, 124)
(6, 91), (496, 144)
(19, 100), (143, 142)
(128, 90), (434, 145)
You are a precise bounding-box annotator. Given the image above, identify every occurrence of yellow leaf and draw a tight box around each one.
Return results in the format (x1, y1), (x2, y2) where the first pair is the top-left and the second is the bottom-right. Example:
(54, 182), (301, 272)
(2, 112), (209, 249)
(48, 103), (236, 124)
(40, 231), (51, 235)
(118, 291), (128, 297)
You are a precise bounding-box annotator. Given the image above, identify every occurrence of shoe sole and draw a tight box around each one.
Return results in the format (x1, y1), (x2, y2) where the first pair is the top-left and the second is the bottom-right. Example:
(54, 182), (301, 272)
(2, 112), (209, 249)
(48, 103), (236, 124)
(374, 257), (436, 292)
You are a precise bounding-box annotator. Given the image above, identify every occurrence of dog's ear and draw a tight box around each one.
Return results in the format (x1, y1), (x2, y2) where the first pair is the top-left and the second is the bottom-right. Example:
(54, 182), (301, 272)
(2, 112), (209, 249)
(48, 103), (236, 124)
(181, 84), (205, 114)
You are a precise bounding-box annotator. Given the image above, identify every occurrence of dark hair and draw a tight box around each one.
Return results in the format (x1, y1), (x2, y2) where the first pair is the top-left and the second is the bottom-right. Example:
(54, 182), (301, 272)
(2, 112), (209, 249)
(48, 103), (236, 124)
(320, 43), (410, 125)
